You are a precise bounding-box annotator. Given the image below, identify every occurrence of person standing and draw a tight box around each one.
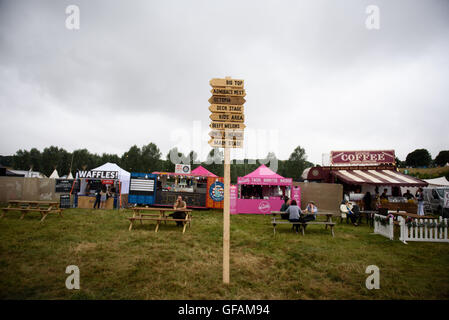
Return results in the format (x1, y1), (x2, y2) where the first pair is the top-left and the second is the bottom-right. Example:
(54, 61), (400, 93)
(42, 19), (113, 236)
(363, 192), (372, 210)
(93, 187), (101, 209)
(100, 187), (107, 209)
(285, 200), (302, 233)
(416, 187), (424, 216)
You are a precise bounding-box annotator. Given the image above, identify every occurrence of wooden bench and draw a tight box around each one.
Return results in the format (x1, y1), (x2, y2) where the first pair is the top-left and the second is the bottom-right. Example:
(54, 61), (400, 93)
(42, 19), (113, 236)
(271, 219), (335, 236)
(128, 207), (192, 233)
(1, 200), (62, 222)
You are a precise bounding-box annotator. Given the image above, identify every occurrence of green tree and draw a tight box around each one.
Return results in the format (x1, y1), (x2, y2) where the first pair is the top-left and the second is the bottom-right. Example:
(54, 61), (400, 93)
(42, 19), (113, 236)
(405, 149), (432, 167)
(434, 151), (449, 167)
(121, 145), (142, 172)
(12, 149), (31, 170)
(285, 146), (312, 181)
(41, 146), (70, 176)
(141, 143), (162, 172)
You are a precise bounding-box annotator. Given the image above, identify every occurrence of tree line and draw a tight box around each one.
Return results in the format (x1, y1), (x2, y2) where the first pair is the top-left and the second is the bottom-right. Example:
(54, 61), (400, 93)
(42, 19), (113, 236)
(0, 144), (314, 183)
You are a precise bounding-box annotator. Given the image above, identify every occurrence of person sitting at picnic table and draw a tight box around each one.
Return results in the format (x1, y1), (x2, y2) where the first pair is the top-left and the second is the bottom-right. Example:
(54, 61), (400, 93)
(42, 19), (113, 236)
(345, 201), (359, 226)
(403, 189), (414, 200)
(285, 200), (302, 233)
(170, 196), (187, 226)
(301, 201), (318, 223)
(280, 197), (291, 220)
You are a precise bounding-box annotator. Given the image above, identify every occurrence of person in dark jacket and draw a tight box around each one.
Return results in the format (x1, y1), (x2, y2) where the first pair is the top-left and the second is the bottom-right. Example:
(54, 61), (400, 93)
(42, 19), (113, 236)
(93, 188), (101, 209)
(363, 192), (372, 210)
(280, 197), (290, 220)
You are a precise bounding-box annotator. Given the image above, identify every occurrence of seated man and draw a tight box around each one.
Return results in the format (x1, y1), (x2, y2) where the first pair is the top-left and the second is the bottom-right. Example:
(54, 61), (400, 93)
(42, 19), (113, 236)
(170, 195), (187, 226)
(301, 201), (318, 222)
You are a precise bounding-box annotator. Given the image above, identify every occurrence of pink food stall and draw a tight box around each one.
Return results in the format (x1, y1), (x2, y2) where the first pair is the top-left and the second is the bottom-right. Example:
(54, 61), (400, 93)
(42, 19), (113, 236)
(230, 164), (301, 214)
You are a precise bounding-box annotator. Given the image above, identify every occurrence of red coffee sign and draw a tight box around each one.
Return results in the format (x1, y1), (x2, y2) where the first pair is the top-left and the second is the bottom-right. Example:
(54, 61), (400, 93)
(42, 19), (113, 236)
(330, 150), (395, 165)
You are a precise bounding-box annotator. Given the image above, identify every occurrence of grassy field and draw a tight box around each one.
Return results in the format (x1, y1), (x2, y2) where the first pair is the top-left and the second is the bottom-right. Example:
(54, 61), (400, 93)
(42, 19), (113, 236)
(0, 209), (448, 300)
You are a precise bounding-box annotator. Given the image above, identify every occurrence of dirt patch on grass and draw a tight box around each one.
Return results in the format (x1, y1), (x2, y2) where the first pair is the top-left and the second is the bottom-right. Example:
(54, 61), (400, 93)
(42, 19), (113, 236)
(72, 242), (98, 253)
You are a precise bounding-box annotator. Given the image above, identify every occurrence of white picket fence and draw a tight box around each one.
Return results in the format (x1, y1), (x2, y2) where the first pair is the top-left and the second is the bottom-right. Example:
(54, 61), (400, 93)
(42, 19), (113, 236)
(374, 214), (394, 240)
(398, 216), (449, 244)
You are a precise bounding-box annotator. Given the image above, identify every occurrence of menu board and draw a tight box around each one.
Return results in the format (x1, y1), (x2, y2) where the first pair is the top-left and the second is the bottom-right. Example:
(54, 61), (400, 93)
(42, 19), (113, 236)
(129, 177), (156, 196)
(55, 179), (75, 193)
(59, 194), (71, 208)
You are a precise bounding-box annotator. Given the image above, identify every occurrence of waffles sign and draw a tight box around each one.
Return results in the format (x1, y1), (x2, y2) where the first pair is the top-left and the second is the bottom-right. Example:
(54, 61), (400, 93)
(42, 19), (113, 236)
(330, 150), (395, 166)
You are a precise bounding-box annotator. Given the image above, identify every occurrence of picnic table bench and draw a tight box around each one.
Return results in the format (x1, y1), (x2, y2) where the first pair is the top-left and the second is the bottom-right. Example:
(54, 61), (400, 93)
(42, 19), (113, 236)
(269, 211), (337, 237)
(127, 207), (193, 233)
(1, 200), (62, 222)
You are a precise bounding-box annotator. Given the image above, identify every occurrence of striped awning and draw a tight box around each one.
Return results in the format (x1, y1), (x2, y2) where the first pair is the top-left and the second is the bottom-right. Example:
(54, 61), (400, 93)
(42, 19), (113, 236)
(331, 169), (428, 187)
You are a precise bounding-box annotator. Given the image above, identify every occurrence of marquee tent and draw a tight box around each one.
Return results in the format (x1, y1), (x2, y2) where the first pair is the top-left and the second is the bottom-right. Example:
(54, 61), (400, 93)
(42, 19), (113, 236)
(91, 162), (131, 194)
(423, 176), (449, 187)
(191, 166), (218, 177)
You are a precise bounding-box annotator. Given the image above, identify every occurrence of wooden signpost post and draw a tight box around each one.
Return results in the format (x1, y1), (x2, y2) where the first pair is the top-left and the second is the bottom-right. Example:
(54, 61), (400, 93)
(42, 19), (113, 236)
(208, 77), (245, 285)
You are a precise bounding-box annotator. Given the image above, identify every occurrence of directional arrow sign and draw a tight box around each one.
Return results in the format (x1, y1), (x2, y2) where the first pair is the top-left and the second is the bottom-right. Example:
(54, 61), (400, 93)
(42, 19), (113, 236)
(210, 122), (246, 130)
(208, 138), (244, 149)
(210, 88), (246, 97)
(210, 78), (244, 88)
(210, 113), (244, 123)
(209, 104), (244, 114)
(209, 130), (244, 140)
(209, 95), (245, 105)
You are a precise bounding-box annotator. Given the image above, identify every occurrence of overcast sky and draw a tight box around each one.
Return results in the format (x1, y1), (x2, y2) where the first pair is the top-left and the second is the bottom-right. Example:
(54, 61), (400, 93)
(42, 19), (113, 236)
(1, 0), (448, 164)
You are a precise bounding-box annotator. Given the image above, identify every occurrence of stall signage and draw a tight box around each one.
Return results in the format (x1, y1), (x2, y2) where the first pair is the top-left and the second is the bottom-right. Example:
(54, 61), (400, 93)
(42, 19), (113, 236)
(210, 113), (244, 123)
(77, 170), (118, 179)
(209, 181), (225, 202)
(175, 164), (191, 174)
(330, 150), (395, 166)
(209, 104), (244, 114)
(237, 177), (293, 185)
(210, 78), (244, 88)
(55, 179), (74, 193)
(101, 179), (114, 185)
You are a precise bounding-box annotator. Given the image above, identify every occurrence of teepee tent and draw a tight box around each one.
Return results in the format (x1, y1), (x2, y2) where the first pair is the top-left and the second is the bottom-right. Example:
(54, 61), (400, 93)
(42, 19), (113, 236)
(49, 169), (59, 179)
(67, 172), (74, 179)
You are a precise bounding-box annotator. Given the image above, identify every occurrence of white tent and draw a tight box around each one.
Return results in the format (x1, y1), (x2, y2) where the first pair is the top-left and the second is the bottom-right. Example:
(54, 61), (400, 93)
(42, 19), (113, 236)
(423, 176), (449, 187)
(49, 169), (59, 179)
(67, 172), (74, 179)
(91, 162), (130, 194)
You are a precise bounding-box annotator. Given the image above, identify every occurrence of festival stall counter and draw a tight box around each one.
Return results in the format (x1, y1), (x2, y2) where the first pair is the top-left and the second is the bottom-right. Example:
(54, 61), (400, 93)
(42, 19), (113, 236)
(303, 150), (428, 212)
(230, 164), (301, 214)
(74, 163), (130, 209)
(152, 166), (224, 209)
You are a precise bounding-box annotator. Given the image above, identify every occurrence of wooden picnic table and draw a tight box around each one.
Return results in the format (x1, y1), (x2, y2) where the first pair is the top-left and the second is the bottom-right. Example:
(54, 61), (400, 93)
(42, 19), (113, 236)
(128, 207), (193, 233)
(269, 210), (338, 236)
(388, 210), (434, 220)
(1, 200), (62, 221)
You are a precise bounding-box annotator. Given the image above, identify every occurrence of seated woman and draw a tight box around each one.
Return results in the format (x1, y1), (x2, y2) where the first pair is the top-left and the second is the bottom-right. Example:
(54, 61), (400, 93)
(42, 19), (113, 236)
(285, 200), (302, 233)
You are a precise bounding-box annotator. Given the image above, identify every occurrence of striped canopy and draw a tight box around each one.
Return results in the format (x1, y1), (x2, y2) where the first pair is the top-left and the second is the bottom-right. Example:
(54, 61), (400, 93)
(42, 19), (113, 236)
(331, 169), (427, 187)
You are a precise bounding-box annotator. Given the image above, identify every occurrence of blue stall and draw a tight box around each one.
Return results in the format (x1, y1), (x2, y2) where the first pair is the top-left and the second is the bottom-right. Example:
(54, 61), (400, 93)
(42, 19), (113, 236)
(128, 173), (158, 205)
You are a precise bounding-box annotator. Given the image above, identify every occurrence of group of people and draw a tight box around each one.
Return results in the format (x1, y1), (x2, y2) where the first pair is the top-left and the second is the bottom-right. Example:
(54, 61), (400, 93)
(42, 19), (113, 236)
(93, 186), (117, 209)
(280, 197), (318, 233)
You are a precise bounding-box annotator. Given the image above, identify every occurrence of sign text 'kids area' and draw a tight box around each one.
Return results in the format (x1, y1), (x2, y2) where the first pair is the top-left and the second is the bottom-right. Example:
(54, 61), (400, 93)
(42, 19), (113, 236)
(208, 78), (246, 149)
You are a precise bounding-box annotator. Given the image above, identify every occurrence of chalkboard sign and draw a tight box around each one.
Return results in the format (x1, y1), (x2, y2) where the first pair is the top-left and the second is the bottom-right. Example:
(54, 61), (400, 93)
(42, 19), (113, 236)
(60, 194), (71, 208)
(156, 191), (206, 207)
(55, 179), (75, 193)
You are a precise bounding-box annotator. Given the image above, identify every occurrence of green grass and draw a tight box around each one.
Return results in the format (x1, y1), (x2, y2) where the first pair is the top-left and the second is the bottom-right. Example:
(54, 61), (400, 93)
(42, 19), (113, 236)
(0, 209), (448, 300)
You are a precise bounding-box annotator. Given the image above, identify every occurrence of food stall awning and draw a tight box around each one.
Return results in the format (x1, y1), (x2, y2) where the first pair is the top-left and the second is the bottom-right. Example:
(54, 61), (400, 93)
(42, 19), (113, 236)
(237, 164), (292, 186)
(330, 169), (428, 187)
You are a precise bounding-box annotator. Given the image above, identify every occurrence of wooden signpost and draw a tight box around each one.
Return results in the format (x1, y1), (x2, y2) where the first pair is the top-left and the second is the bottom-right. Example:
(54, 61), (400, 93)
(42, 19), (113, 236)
(208, 77), (245, 285)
